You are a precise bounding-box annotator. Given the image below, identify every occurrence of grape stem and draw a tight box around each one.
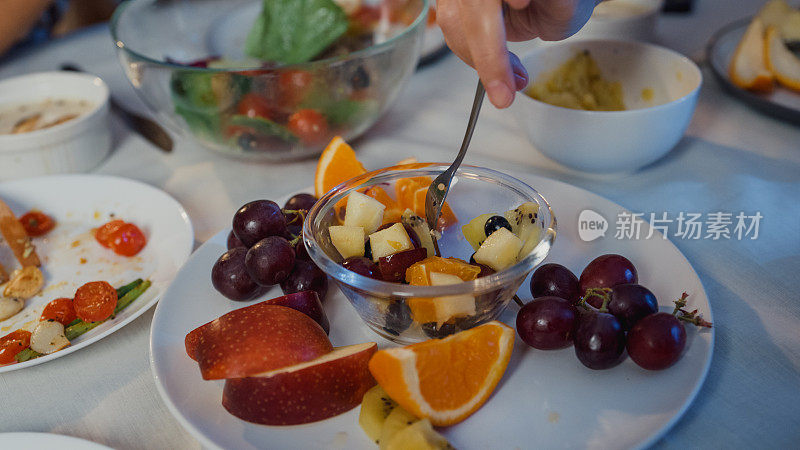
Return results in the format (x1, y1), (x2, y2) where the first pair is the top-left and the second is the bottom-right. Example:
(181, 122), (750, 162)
(578, 287), (612, 312)
(671, 292), (713, 328)
(282, 209), (306, 226)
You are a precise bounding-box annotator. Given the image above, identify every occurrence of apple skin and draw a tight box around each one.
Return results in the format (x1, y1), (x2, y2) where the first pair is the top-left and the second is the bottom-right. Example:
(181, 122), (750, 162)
(187, 304), (332, 380)
(261, 291), (330, 334)
(185, 292), (330, 360)
(222, 342), (377, 425)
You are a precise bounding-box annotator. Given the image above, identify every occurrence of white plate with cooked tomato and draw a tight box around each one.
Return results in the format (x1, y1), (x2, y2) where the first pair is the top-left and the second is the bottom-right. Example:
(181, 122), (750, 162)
(150, 168), (713, 450)
(0, 174), (193, 372)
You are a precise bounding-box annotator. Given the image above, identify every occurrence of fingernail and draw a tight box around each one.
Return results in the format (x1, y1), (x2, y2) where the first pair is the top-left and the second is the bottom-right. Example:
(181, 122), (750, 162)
(514, 73), (528, 91)
(486, 80), (513, 108)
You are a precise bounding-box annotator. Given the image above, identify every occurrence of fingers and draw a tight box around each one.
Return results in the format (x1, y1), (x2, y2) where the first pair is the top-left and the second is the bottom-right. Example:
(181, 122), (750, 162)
(457, 0), (515, 108)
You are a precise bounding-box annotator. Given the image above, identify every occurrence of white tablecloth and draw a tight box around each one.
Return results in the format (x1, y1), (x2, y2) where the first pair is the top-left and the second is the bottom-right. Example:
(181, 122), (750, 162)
(0, 0), (798, 448)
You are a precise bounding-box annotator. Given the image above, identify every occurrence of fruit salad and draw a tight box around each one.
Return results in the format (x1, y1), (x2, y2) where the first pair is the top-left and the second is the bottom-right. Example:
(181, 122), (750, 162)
(327, 186), (545, 338)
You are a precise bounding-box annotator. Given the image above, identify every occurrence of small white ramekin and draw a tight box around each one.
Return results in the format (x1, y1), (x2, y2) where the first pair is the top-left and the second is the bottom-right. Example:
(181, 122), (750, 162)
(0, 72), (111, 180)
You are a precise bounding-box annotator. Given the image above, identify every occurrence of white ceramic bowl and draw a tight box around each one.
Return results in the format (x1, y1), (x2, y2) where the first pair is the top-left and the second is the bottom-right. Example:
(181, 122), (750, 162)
(511, 40), (701, 174)
(0, 72), (111, 180)
(574, 0), (663, 42)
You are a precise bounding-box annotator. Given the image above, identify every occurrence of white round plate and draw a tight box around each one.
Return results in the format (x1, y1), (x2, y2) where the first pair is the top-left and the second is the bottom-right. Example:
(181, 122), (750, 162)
(0, 174), (193, 373)
(150, 171), (713, 450)
(0, 433), (111, 449)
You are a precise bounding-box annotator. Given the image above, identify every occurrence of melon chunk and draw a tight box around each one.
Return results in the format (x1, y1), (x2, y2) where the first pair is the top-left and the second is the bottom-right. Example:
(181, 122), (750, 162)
(329, 225), (365, 259)
(345, 191), (386, 234)
(369, 223), (413, 262)
(473, 227), (523, 271)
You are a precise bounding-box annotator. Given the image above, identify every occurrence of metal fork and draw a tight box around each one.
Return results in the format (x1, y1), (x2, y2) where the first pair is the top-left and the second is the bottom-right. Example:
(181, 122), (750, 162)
(425, 80), (485, 253)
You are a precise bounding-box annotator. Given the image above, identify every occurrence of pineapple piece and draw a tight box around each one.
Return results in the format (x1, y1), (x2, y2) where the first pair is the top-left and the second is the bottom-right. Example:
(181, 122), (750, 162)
(359, 385), (398, 444)
(385, 419), (454, 450)
(401, 209), (436, 257)
(379, 406), (418, 450)
(369, 223), (413, 262)
(461, 213), (494, 251)
(473, 228), (523, 271)
(430, 272), (476, 325)
(345, 191), (386, 234)
(504, 202), (542, 259)
(329, 225), (365, 259)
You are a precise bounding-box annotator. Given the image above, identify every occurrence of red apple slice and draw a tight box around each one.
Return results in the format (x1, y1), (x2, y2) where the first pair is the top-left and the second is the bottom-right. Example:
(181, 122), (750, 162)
(187, 304), (332, 380)
(222, 342), (377, 425)
(185, 292), (330, 360)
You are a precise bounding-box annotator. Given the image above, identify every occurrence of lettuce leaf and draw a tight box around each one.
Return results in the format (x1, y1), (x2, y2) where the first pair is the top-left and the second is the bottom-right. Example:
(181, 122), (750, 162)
(245, 0), (349, 64)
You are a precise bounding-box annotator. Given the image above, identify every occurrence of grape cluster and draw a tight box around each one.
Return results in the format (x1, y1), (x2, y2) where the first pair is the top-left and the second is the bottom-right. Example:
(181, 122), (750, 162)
(211, 194), (328, 301)
(516, 255), (712, 371)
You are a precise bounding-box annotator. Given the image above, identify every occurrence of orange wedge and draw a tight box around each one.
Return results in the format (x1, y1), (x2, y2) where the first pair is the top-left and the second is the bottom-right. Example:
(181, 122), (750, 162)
(315, 136), (368, 198)
(411, 186), (458, 230)
(765, 25), (800, 92)
(729, 18), (775, 92)
(368, 321), (515, 426)
(405, 256), (481, 285)
(395, 177), (431, 208)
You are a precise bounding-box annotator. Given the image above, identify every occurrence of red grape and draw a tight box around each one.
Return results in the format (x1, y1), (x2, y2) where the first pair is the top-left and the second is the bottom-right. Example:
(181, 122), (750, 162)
(574, 311), (626, 369)
(580, 254), (638, 307)
(342, 257), (380, 279)
(281, 260), (328, 299)
(232, 200), (286, 247)
(227, 230), (245, 250)
(516, 296), (578, 350)
(211, 247), (262, 301)
(627, 312), (686, 370)
(245, 237), (296, 286)
(530, 263), (580, 304)
(608, 284), (658, 330)
(284, 193), (317, 211)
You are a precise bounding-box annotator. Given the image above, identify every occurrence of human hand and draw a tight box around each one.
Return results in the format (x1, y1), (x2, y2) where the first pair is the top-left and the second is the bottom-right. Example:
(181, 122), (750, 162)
(436, 0), (602, 108)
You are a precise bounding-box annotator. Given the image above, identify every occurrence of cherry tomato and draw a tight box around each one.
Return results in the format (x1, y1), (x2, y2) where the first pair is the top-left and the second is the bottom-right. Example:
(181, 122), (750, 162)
(237, 93), (275, 120)
(350, 5), (381, 32)
(95, 220), (125, 248)
(108, 223), (147, 257)
(40, 297), (77, 326)
(19, 211), (55, 237)
(74, 281), (118, 322)
(0, 330), (32, 365)
(287, 109), (329, 145)
(278, 70), (313, 106)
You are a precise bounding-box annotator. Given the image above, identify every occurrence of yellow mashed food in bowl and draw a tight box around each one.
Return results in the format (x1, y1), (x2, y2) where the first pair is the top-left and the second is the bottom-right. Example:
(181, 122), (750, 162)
(525, 50), (625, 111)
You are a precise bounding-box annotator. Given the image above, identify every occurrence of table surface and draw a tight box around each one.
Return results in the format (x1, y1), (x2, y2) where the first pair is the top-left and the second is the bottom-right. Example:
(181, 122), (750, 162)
(1, 1), (799, 448)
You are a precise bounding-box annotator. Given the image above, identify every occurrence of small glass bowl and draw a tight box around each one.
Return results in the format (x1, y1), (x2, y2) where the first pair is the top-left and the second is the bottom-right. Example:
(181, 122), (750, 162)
(304, 164), (557, 343)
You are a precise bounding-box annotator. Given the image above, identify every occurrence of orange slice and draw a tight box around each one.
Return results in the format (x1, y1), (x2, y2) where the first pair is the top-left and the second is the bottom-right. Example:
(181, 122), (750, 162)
(405, 256), (481, 285)
(765, 25), (800, 92)
(395, 177), (431, 209)
(315, 136), (367, 198)
(368, 321), (515, 426)
(729, 17), (775, 92)
(410, 186), (458, 230)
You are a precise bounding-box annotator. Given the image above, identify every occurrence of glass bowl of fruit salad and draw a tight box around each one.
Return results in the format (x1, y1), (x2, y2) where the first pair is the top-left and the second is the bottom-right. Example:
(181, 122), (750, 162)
(304, 163), (556, 343)
(111, 0), (428, 161)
